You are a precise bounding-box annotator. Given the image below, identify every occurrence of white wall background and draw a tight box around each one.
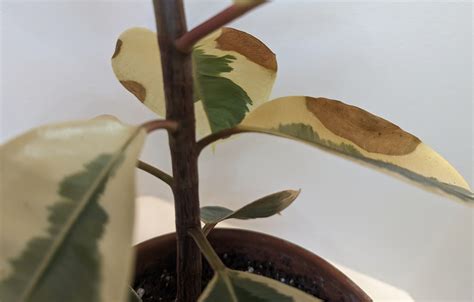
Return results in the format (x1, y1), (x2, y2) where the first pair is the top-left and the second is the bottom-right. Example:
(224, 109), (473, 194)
(1, 1), (472, 301)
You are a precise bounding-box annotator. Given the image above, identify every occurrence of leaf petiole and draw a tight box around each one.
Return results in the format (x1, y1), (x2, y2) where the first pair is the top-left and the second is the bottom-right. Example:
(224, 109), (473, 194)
(188, 228), (226, 272)
(137, 160), (173, 187)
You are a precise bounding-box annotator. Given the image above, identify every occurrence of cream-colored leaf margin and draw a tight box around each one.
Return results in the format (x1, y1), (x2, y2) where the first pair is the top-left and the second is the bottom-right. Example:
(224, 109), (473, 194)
(0, 117), (146, 302)
(240, 96), (473, 203)
(111, 27), (276, 137)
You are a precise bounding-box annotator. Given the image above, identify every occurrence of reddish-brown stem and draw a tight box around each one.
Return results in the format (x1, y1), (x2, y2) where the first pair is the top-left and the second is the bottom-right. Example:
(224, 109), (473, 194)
(175, 2), (266, 53)
(153, 1), (202, 301)
(141, 119), (179, 133)
(153, 1), (264, 301)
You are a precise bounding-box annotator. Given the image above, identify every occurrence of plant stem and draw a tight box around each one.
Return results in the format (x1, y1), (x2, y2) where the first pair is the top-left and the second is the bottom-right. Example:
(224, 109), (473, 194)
(175, 1), (267, 53)
(137, 160), (173, 187)
(153, 1), (202, 301)
(141, 119), (179, 133)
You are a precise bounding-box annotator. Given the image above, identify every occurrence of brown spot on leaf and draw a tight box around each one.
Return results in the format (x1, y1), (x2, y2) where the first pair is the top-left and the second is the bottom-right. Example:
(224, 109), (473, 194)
(305, 97), (421, 155)
(215, 27), (277, 71)
(120, 80), (146, 103)
(112, 39), (122, 59)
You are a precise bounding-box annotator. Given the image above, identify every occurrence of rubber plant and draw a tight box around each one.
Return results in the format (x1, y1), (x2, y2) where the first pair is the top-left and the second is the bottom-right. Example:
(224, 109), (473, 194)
(0, 1), (472, 302)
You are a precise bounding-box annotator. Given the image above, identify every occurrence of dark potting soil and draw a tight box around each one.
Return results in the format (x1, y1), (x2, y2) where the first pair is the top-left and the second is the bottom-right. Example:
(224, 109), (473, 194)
(133, 251), (324, 302)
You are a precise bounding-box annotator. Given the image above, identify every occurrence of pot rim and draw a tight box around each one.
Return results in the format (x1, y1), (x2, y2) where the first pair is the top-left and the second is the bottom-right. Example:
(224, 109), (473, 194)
(134, 228), (372, 301)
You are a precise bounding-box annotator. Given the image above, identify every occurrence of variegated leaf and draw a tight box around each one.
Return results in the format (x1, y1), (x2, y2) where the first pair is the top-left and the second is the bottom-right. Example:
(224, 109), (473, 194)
(199, 270), (323, 302)
(112, 27), (276, 137)
(239, 96), (473, 203)
(200, 189), (299, 225)
(0, 118), (146, 302)
(190, 228), (322, 302)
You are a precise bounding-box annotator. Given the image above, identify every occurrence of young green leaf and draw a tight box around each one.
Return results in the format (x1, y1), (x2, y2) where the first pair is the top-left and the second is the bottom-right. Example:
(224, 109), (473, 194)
(201, 190), (299, 234)
(111, 27), (276, 137)
(0, 118), (145, 302)
(238, 96), (473, 203)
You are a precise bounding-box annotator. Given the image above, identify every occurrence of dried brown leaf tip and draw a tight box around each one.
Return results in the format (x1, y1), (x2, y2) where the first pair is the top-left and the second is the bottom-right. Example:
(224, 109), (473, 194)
(306, 97), (421, 155)
(120, 80), (146, 103)
(112, 39), (123, 59)
(216, 27), (277, 71)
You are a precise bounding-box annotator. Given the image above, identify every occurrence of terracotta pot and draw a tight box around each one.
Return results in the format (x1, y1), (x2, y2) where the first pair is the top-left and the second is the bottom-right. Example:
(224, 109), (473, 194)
(134, 228), (371, 302)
